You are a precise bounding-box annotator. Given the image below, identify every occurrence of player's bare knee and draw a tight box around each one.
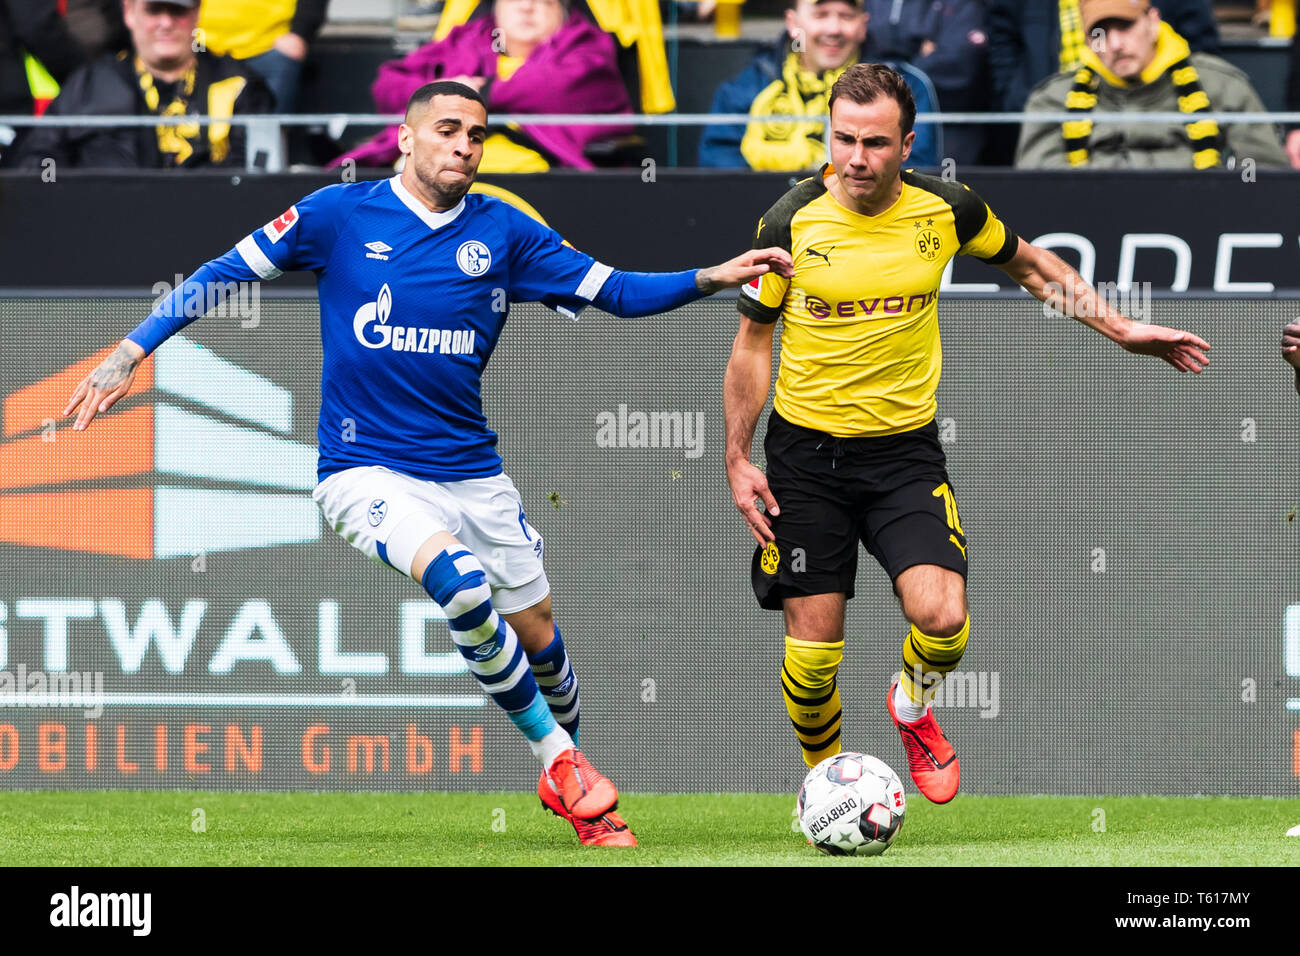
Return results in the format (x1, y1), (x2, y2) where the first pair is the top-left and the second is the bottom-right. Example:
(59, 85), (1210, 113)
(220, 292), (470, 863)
(503, 595), (554, 653)
(908, 604), (967, 639)
(783, 594), (846, 642)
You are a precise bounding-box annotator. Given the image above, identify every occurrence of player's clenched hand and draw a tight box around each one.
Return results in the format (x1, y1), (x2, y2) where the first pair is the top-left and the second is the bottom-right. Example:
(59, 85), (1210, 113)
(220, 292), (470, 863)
(63, 340), (146, 431)
(1282, 320), (1300, 368)
(695, 247), (794, 294)
(1118, 323), (1210, 373)
(727, 457), (779, 546)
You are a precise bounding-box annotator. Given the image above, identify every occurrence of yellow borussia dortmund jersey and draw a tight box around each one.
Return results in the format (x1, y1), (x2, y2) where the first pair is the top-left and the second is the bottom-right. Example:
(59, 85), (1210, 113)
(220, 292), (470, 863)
(739, 164), (1018, 437)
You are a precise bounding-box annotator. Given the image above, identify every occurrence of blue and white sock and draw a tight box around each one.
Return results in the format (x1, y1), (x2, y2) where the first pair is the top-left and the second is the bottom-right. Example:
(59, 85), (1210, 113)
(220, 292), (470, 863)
(422, 549), (572, 766)
(528, 624), (580, 747)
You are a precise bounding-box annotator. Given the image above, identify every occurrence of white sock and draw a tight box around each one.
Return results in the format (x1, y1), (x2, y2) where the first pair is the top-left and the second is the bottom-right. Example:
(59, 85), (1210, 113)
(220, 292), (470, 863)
(892, 679), (928, 723)
(530, 725), (574, 769)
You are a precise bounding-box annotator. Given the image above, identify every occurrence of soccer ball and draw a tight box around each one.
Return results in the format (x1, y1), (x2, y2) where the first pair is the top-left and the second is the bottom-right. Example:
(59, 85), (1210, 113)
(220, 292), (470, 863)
(797, 752), (906, 856)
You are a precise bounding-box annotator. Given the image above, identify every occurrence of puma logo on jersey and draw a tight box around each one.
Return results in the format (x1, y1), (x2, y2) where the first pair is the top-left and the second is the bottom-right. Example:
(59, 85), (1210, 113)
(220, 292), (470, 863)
(803, 245), (834, 266)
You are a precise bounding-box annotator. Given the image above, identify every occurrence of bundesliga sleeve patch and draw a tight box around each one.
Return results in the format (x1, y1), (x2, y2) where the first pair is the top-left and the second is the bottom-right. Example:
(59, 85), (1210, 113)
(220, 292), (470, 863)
(263, 205), (300, 244)
(740, 276), (762, 301)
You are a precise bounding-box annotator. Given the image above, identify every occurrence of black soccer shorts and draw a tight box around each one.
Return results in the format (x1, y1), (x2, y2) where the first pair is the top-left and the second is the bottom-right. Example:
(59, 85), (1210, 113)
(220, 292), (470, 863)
(750, 410), (968, 610)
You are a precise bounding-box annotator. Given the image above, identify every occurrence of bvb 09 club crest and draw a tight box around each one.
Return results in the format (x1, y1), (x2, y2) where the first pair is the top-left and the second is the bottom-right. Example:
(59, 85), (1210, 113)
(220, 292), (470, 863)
(914, 223), (941, 262)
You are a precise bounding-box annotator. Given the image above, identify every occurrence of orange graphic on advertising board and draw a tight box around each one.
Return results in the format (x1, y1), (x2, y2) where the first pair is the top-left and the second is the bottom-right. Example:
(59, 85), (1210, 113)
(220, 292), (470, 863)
(0, 336), (320, 557)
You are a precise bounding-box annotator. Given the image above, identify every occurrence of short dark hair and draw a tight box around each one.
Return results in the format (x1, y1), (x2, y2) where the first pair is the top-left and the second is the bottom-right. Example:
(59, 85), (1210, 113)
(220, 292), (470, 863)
(828, 63), (916, 137)
(405, 81), (487, 120)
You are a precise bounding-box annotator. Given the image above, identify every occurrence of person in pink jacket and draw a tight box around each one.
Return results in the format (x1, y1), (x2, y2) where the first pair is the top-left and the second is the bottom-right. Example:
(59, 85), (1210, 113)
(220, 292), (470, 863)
(335, 0), (632, 171)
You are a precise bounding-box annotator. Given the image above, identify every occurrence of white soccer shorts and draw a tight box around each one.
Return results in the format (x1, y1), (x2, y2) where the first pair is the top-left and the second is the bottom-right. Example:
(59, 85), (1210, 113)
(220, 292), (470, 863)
(311, 465), (549, 614)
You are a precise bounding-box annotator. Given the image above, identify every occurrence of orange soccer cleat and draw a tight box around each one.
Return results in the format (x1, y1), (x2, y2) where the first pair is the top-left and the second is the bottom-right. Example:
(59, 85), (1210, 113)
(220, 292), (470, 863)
(541, 749), (618, 820)
(887, 679), (960, 804)
(537, 768), (637, 847)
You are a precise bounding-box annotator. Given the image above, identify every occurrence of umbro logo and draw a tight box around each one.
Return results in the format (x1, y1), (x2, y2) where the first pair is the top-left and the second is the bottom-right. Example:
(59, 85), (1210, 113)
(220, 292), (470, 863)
(803, 245), (834, 266)
(365, 240), (392, 261)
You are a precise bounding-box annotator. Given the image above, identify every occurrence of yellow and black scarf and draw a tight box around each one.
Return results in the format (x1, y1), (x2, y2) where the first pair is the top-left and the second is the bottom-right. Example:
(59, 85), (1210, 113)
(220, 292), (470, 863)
(741, 52), (849, 172)
(1062, 22), (1221, 169)
(1058, 0), (1085, 73)
(130, 53), (245, 166)
(134, 55), (205, 166)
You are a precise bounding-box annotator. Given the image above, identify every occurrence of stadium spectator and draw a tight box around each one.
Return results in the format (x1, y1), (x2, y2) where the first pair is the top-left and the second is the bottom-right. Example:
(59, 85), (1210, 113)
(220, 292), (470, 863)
(8, 0), (273, 170)
(1015, 0), (1285, 169)
(1284, 319), (1300, 393)
(0, 0), (87, 117)
(988, 0), (1219, 113)
(861, 0), (990, 165)
(10, 2), (130, 122)
(196, 1), (330, 113)
(698, 0), (941, 169)
(334, 0), (632, 172)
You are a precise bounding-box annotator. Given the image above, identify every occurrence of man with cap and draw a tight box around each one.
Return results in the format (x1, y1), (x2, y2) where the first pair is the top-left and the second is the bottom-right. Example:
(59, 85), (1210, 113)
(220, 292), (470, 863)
(987, 0), (1219, 115)
(9, 0), (272, 169)
(1015, 0), (1285, 169)
(698, 0), (941, 169)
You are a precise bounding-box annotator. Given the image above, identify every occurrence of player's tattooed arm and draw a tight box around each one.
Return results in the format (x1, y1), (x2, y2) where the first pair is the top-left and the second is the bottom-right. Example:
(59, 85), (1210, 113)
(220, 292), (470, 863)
(997, 238), (1210, 374)
(695, 246), (793, 294)
(64, 339), (147, 431)
(90, 344), (141, 391)
(695, 268), (723, 294)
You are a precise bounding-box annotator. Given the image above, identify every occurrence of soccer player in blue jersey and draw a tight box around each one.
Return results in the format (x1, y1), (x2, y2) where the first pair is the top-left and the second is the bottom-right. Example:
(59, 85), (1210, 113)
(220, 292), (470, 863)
(64, 80), (793, 847)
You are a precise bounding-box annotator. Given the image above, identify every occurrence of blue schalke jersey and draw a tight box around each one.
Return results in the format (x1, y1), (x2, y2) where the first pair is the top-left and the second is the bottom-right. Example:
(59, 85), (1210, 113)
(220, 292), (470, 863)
(248, 177), (604, 481)
(130, 176), (679, 483)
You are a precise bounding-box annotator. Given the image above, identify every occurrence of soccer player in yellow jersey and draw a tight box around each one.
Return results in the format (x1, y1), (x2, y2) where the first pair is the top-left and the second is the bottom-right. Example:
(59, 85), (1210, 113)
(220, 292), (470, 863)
(724, 62), (1211, 804)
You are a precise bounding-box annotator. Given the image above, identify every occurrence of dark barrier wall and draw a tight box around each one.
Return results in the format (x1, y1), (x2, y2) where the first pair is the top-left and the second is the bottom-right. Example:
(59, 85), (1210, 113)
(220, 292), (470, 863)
(0, 294), (1295, 794)
(2, 171), (1300, 291)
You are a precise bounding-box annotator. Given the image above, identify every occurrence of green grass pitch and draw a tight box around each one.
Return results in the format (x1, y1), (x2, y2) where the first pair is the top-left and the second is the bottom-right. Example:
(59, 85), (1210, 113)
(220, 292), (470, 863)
(2, 792), (1298, 866)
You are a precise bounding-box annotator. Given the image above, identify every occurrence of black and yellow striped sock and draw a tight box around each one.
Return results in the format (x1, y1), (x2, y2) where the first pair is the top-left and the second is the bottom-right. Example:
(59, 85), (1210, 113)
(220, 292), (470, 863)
(899, 617), (970, 707)
(782, 636), (843, 768)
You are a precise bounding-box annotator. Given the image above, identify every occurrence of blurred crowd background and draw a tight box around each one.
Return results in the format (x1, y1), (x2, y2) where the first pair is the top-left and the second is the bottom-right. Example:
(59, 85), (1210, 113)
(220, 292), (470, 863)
(1, 0), (1299, 171)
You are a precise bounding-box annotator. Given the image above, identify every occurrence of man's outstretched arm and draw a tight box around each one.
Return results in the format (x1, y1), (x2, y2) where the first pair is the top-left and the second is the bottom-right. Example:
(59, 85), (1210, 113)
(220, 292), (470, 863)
(63, 245), (267, 431)
(996, 238), (1211, 373)
(588, 247), (793, 319)
(724, 316), (779, 546)
(65, 185), (348, 431)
